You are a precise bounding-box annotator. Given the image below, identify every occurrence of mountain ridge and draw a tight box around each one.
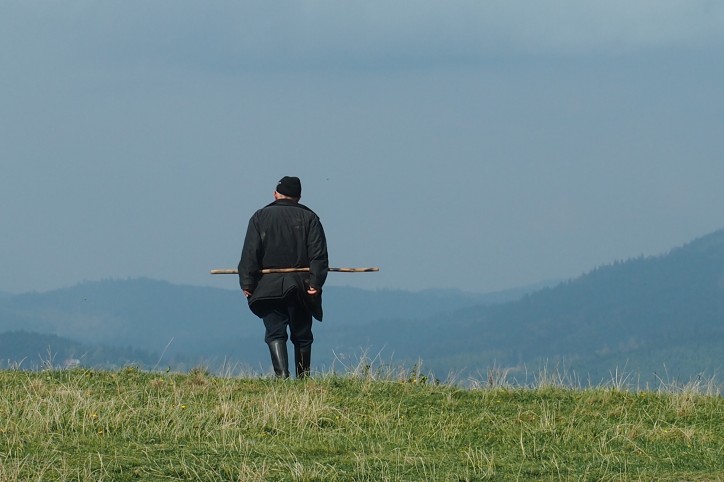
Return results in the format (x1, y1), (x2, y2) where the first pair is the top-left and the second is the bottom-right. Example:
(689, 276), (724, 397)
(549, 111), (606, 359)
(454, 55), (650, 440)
(338, 228), (724, 382)
(0, 276), (542, 371)
(2, 228), (723, 382)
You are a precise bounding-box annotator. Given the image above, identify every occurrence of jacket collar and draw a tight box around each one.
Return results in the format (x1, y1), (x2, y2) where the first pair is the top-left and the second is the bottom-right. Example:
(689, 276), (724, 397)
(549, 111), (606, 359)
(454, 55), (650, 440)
(266, 199), (312, 211)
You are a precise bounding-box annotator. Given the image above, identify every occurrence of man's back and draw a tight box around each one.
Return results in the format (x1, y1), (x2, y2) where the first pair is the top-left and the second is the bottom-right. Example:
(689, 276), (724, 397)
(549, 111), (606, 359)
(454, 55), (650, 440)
(239, 199), (328, 294)
(252, 200), (324, 270)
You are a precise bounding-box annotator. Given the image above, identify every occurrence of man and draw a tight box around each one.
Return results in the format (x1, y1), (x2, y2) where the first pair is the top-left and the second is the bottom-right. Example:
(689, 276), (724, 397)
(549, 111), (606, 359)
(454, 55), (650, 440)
(238, 176), (329, 379)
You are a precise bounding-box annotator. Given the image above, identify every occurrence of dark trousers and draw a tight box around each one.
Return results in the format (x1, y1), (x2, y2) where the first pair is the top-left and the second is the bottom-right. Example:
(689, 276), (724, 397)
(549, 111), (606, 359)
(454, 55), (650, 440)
(259, 295), (313, 348)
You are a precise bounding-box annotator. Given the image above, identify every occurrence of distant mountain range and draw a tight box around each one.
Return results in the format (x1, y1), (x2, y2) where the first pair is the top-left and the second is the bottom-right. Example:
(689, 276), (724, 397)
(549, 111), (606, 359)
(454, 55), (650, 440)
(0, 274), (539, 372)
(0, 331), (155, 370)
(2, 228), (723, 385)
(339, 228), (724, 384)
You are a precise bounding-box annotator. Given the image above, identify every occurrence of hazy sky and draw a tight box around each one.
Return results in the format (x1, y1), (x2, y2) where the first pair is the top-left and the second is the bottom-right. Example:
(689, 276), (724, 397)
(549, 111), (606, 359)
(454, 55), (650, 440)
(2, 1), (724, 294)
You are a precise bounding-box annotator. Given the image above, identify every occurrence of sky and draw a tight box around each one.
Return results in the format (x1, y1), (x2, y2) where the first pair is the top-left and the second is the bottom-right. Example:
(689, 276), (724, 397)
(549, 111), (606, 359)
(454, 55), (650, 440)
(2, 1), (724, 295)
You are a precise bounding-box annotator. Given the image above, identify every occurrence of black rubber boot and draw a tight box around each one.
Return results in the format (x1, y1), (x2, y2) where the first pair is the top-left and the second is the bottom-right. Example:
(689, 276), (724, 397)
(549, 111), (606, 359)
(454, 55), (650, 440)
(268, 340), (289, 378)
(294, 345), (311, 379)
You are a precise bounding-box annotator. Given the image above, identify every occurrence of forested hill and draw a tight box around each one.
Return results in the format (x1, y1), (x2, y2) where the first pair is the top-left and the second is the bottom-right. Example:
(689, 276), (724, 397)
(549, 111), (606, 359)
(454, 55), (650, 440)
(1, 228), (723, 382)
(341, 228), (724, 383)
(0, 276), (536, 371)
(0, 331), (155, 370)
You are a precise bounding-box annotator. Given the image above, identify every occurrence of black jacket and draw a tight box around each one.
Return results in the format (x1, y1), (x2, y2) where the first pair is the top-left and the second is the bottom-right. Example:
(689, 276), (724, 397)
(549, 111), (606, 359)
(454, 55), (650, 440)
(238, 199), (329, 321)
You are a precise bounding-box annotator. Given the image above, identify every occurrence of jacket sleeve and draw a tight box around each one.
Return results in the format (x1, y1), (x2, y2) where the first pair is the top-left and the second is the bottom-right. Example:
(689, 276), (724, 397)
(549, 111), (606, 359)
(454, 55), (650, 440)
(238, 214), (262, 292)
(307, 215), (329, 290)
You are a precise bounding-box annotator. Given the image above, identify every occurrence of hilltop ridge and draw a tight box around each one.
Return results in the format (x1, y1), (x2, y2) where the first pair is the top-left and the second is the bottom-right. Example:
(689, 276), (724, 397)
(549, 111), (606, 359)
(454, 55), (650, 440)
(342, 228), (724, 382)
(1, 229), (723, 381)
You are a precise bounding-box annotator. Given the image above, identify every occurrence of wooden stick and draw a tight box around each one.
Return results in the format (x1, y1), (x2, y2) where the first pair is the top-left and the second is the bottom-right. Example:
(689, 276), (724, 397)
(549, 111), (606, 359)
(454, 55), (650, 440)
(210, 267), (379, 275)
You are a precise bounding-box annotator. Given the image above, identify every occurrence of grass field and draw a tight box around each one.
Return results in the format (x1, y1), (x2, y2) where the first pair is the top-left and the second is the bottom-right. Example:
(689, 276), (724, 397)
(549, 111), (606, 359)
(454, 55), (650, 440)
(0, 365), (722, 481)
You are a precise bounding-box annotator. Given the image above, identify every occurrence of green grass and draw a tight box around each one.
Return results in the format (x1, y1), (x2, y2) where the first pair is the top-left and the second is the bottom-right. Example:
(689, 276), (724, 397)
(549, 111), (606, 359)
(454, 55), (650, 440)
(0, 366), (722, 481)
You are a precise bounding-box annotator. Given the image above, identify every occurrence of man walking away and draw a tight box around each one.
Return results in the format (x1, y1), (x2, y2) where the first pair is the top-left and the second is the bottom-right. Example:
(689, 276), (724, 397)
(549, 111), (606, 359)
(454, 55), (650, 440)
(238, 176), (329, 379)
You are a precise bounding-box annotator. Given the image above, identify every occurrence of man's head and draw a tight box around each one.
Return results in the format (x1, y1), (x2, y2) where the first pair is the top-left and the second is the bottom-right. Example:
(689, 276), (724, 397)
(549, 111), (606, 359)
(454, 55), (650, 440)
(274, 176), (302, 200)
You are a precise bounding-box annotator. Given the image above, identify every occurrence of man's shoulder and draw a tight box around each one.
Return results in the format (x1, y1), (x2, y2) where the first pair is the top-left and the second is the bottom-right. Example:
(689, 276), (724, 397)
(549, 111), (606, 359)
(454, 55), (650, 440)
(262, 200), (317, 215)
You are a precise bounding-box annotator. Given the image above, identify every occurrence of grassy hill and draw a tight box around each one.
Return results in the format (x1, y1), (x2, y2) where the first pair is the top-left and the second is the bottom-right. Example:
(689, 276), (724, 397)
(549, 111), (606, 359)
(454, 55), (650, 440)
(0, 367), (721, 481)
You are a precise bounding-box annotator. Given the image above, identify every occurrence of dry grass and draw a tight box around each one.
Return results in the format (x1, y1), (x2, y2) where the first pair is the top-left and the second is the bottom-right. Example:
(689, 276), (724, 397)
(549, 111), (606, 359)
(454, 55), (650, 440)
(0, 364), (722, 481)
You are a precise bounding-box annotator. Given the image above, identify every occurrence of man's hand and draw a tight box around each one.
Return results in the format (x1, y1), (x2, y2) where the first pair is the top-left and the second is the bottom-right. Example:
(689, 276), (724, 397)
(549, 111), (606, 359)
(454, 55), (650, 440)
(307, 287), (319, 296)
(243, 289), (253, 298)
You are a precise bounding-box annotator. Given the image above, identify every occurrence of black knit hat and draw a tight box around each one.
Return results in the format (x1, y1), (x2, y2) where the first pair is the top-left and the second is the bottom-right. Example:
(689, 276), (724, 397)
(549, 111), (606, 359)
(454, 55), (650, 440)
(276, 176), (302, 198)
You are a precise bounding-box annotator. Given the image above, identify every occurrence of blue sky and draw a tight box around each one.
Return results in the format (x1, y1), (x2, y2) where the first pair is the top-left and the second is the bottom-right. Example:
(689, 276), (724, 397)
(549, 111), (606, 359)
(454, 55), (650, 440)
(2, 1), (724, 294)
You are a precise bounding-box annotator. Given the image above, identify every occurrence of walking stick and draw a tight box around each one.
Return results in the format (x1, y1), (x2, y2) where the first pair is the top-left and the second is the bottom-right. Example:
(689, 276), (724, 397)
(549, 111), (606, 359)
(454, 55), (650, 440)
(210, 267), (379, 275)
